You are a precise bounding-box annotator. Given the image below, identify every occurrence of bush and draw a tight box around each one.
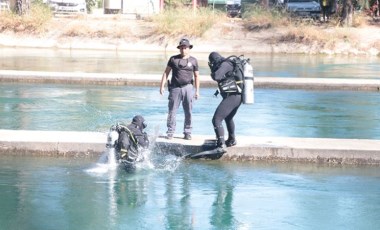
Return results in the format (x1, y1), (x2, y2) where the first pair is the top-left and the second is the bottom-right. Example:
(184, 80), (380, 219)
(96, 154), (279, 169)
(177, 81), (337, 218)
(0, 2), (52, 33)
(242, 4), (289, 30)
(150, 7), (224, 37)
(86, 0), (97, 13)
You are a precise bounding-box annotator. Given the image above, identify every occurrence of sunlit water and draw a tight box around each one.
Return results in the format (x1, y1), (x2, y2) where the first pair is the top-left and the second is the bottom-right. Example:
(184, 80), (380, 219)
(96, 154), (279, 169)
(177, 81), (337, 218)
(1, 83), (380, 139)
(1, 155), (380, 230)
(1, 47), (380, 79)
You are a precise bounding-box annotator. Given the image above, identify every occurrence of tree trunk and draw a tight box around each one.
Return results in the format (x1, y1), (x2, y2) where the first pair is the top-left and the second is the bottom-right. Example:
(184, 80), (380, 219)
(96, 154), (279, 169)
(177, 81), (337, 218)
(340, 0), (354, 27)
(15, 0), (30, 15)
(261, 0), (269, 8)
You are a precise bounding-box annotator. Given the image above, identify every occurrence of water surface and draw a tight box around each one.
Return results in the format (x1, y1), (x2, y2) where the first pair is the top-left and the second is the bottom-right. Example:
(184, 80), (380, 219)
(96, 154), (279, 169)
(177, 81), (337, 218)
(1, 47), (380, 79)
(1, 155), (380, 230)
(1, 83), (379, 139)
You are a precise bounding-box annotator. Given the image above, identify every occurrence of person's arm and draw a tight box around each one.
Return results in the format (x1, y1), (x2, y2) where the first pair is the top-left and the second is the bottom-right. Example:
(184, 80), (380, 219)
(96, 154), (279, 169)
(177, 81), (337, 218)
(212, 61), (232, 82)
(193, 70), (200, 100)
(160, 66), (171, 95)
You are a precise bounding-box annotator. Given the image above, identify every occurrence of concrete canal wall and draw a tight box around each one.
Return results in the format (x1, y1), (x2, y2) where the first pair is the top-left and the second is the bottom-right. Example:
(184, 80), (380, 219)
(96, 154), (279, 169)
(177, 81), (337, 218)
(1, 130), (380, 165)
(1, 71), (380, 165)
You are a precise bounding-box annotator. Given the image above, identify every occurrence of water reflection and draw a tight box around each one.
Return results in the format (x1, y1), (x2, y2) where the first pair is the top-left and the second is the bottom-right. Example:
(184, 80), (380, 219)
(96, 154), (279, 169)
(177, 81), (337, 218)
(209, 166), (236, 228)
(1, 156), (380, 229)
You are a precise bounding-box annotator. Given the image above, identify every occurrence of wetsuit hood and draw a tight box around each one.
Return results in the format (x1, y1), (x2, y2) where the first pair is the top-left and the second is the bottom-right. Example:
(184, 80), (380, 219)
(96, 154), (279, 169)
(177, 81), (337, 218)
(132, 115), (147, 130)
(208, 52), (224, 72)
(208, 52), (223, 65)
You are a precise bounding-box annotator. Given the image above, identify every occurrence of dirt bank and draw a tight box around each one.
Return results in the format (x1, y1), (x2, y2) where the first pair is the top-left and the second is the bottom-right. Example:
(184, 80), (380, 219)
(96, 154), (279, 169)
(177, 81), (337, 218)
(0, 14), (380, 56)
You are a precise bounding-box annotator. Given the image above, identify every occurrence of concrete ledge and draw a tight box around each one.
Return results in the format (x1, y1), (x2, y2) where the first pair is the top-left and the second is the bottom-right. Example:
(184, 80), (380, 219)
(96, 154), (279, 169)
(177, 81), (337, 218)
(0, 130), (106, 156)
(1, 130), (380, 165)
(1, 70), (380, 91)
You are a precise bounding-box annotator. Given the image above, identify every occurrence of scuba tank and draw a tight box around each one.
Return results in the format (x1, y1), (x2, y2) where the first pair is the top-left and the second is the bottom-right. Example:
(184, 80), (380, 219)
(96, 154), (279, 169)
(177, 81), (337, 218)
(106, 125), (119, 148)
(242, 59), (254, 104)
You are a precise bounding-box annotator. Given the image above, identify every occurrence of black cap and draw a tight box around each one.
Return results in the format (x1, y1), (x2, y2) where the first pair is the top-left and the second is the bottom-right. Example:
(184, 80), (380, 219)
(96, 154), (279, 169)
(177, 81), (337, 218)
(177, 38), (193, 49)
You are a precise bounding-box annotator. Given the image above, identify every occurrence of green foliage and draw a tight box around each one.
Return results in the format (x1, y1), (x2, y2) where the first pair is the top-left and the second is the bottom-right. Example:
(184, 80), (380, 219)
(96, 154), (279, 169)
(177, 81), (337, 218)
(96, 0), (103, 8)
(86, 0), (97, 13)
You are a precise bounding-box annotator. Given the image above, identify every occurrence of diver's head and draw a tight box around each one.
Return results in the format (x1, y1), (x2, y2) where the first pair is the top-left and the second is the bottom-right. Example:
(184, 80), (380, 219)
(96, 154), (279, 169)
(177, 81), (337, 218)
(208, 52), (223, 69)
(132, 115), (147, 129)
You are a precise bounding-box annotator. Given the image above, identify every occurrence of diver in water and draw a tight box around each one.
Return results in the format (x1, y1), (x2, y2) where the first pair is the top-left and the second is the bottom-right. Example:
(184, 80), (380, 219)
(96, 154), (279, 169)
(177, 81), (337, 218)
(107, 115), (149, 171)
(208, 52), (243, 153)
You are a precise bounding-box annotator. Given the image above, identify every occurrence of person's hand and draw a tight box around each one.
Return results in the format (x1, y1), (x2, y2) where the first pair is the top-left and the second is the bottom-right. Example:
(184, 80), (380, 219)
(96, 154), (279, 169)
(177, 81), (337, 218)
(160, 87), (165, 95)
(194, 91), (200, 100)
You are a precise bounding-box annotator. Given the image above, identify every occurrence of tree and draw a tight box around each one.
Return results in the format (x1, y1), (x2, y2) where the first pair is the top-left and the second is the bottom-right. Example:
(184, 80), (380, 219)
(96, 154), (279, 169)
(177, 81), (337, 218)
(340, 0), (354, 26)
(15, 0), (30, 15)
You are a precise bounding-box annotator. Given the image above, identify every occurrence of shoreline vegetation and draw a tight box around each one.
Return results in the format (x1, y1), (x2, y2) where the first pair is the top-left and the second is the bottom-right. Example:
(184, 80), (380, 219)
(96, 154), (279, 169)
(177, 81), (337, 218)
(0, 3), (379, 56)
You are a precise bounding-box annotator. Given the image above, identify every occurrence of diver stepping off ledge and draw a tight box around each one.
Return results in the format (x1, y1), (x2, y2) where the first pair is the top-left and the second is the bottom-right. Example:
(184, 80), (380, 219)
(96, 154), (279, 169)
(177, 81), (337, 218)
(185, 52), (254, 160)
(159, 38), (200, 140)
(208, 52), (254, 155)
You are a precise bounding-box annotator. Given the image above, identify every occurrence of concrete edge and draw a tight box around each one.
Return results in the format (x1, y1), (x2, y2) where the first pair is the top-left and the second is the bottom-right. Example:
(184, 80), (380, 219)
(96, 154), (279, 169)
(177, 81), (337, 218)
(1, 130), (380, 165)
(1, 70), (380, 91)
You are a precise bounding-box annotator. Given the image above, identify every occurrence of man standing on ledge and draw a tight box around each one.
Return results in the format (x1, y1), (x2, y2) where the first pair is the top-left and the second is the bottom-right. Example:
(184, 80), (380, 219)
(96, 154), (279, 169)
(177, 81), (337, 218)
(159, 38), (200, 140)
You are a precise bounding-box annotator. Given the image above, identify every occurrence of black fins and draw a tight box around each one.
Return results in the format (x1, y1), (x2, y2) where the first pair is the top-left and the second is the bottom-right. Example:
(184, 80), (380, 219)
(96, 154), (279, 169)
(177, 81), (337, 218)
(185, 148), (226, 160)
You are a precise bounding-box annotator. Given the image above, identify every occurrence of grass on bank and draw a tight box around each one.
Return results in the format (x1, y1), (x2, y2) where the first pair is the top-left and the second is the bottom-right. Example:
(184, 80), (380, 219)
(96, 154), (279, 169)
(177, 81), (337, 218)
(0, 2), (377, 50)
(241, 4), (290, 30)
(0, 2), (51, 33)
(149, 7), (224, 37)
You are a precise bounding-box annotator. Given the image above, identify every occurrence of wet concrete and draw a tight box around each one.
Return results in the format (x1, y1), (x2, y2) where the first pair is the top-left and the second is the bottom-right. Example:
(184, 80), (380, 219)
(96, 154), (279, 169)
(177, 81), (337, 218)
(1, 130), (380, 165)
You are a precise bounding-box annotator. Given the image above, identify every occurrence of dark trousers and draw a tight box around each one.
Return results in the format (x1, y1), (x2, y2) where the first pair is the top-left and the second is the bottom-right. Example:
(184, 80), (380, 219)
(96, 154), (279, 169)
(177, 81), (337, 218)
(212, 94), (242, 145)
(167, 84), (194, 135)
(321, 5), (330, 21)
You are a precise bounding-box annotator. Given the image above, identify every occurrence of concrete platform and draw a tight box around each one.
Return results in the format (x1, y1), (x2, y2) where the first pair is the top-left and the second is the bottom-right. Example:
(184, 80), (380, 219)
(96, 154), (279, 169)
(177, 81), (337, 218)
(1, 130), (380, 165)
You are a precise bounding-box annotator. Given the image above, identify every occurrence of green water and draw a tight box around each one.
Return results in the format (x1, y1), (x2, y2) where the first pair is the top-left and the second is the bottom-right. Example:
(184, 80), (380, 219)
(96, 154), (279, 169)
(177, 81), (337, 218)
(1, 48), (380, 229)
(1, 83), (380, 139)
(1, 47), (380, 79)
(1, 155), (380, 230)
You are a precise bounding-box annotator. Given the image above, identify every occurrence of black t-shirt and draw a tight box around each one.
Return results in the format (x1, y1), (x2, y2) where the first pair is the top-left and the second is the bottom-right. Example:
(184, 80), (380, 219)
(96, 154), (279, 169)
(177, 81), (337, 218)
(168, 54), (199, 87)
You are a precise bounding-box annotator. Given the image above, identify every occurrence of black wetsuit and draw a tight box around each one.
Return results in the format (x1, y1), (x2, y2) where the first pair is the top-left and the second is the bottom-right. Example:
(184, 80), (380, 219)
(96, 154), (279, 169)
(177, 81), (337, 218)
(211, 59), (242, 147)
(116, 116), (149, 169)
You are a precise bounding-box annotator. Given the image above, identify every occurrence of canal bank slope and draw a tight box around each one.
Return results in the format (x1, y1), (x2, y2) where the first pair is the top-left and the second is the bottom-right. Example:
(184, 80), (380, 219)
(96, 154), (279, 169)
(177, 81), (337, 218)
(1, 129), (380, 165)
(0, 15), (380, 56)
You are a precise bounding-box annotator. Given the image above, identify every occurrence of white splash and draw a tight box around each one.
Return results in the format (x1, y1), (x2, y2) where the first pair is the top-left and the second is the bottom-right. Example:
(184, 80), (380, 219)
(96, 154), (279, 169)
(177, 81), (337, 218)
(107, 148), (118, 169)
(85, 148), (118, 174)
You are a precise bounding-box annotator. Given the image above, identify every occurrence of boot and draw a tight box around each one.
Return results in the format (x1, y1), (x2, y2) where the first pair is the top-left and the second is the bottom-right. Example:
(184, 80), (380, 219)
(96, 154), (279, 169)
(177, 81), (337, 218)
(216, 138), (226, 154)
(225, 137), (237, 147)
(214, 125), (226, 153)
